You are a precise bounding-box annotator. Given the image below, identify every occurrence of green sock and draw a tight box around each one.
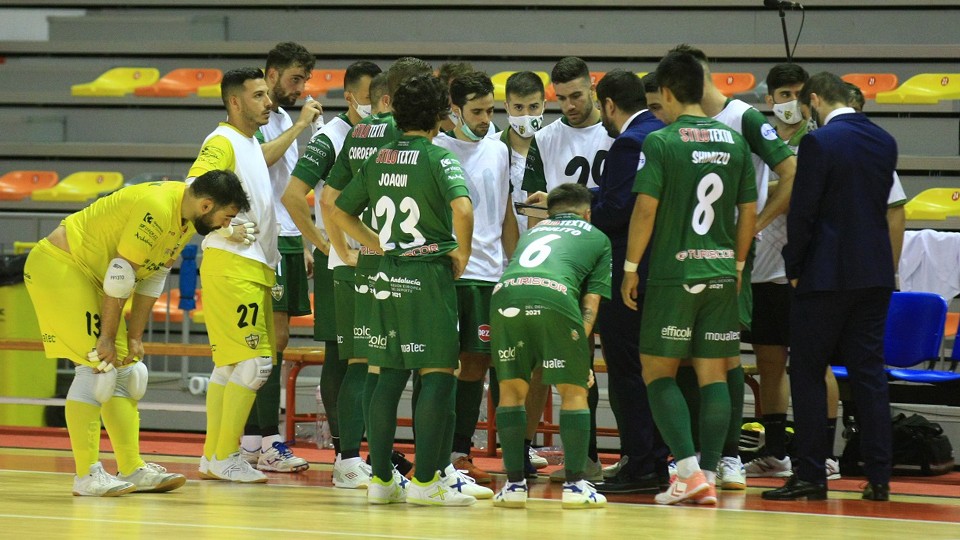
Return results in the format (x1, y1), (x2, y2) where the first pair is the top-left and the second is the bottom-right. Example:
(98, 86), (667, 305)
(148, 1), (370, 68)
(676, 365), (701, 447)
(362, 371), (378, 438)
(368, 368), (409, 482)
(647, 377), (696, 461)
(338, 362), (367, 456)
(453, 379), (484, 455)
(413, 372), (456, 483)
(560, 409), (591, 482)
(699, 382), (731, 473)
(249, 353), (282, 436)
(318, 340), (344, 451)
(723, 365), (744, 456)
(496, 406), (527, 482)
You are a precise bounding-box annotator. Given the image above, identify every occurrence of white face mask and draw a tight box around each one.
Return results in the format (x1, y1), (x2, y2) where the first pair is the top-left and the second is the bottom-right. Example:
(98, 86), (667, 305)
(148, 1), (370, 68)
(352, 97), (372, 119)
(508, 114), (544, 138)
(772, 99), (803, 125)
(448, 111), (461, 128)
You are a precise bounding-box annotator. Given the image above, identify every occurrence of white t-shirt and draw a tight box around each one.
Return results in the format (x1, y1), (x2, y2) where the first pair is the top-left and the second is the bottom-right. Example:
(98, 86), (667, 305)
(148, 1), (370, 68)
(312, 116), (355, 270)
(521, 118), (613, 192)
(260, 108), (300, 237)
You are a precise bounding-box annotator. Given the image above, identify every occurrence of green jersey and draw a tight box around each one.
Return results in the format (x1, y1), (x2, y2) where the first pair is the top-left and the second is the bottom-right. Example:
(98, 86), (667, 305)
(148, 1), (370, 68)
(291, 113), (352, 190)
(495, 213), (612, 322)
(336, 134), (470, 261)
(633, 115), (757, 285)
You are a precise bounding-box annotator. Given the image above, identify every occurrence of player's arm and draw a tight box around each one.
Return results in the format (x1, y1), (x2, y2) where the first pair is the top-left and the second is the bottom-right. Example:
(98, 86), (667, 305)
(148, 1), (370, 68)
(580, 293), (602, 337)
(755, 155), (797, 233)
(321, 185), (358, 266)
(888, 204), (905, 275)
(258, 100), (323, 166)
(331, 167), (379, 255)
(450, 196), (474, 279)
(329, 206), (379, 254)
(621, 194), (658, 311)
(283, 176), (330, 255)
(93, 256), (142, 370)
(501, 195), (519, 260)
(735, 201), (758, 292)
(783, 137), (828, 287)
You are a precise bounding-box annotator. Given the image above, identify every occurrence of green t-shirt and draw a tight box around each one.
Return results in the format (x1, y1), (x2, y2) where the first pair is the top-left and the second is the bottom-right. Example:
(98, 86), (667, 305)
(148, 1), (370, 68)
(291, 113), (352, 189)
(496, 213), (612, 322)
(633, 115), (758, 284)
(335, 134), (471, 261)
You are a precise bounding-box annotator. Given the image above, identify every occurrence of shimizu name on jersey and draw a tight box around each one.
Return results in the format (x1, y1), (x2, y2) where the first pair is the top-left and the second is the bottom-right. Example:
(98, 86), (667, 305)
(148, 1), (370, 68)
(692, 151), (731, 164)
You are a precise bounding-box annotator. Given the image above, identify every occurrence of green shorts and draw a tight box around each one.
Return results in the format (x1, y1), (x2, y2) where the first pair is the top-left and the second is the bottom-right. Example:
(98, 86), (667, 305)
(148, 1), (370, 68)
(333, 272), (358, 359)
(490, 292), (591, 388)
(353, 265), (375, 360)
(639, 277), (740, 359)
(313, 249), (337, 342)
(737, 241), (757, 331)
(273, 247), (311, 317)
(456, 281), (494, 354)
(367, 257), (459, 370)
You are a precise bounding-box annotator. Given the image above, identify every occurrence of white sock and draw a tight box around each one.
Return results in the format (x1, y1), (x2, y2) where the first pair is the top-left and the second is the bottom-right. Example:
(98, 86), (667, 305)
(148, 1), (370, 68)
(241, 435), (262, 453)
(451, 451), (468, 462)
(704, 470), (717, 485)
(677, 456), (701, 478)
(262, 434), (282, 452)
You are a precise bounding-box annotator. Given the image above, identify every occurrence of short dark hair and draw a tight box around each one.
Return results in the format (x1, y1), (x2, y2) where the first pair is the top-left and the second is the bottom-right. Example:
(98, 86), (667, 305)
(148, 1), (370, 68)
(596, 69), (646, 113)
(387, 57), (433, 97)
(505, 71), (545, 101)
(844, 81), (866, 112)
(265, 42), (315, 74)
(449, 71), (494, 108)
(799, 71), (849, 107)
(344, 60), (382, 92)
(220, 67), (265, 107)
(551, 57), (590, 85)
(765, 63), (809, 95)
(655, 51), (705, 105)
(438, 62), (475, 86)
(547, 183), (592, 216)
(641, 72), (659, 94)
(392, 74), (449, 132)
(369, 73), (389, 107)
(670, 44), (709, 69)
(189, 170), (250, 212)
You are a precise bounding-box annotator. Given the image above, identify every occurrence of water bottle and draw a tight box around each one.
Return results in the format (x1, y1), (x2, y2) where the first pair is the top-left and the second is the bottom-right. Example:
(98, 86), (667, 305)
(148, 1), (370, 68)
(315, 384), (333, 449)
(305, 96), (325, 131)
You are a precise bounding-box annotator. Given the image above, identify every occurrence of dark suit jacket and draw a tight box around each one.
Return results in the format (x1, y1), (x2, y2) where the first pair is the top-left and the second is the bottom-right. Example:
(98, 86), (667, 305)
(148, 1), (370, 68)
(782, 111), (897, 293)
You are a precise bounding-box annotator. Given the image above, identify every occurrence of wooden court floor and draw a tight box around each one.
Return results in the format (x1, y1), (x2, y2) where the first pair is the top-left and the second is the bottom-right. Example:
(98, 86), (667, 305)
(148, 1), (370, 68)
(1, 447), (959, 540)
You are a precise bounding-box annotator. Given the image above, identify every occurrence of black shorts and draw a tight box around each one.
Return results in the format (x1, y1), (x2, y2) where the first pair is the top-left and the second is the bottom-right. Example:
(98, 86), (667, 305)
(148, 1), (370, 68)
(741, 282), (791, 346)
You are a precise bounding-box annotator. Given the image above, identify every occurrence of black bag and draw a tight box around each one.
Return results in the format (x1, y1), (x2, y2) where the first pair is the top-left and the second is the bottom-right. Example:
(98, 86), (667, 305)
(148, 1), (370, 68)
(841, 413), (955, 476)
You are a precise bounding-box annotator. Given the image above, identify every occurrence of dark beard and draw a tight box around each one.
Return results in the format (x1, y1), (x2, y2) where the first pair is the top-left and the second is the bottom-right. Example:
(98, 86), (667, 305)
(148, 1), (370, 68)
(194, 216), (217, 236)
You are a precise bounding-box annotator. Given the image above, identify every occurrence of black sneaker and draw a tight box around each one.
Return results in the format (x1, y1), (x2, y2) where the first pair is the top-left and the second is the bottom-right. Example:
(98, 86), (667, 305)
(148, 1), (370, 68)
(365, 450), (414, 478)
(523, 446), (539, 479)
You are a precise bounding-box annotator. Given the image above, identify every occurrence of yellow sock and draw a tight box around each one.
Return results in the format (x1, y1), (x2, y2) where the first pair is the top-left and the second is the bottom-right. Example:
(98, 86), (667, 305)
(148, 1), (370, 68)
(203, 382), (226, 460)
(101, 397), (145, 475)
(65, 400), (102, 477)
(215, 382), (258, 460)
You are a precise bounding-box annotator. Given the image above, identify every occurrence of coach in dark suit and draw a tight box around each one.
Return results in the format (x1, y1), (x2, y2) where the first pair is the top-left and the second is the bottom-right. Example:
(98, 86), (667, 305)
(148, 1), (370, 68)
(590, 70), (670, 493)
(764, 72), (896, 502)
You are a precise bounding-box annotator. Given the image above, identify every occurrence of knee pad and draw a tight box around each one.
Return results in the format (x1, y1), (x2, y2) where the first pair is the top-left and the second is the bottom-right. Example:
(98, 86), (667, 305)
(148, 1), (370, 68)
(210, 364), (235, 386)
(230, 356), (272, 391)
(115, 362), (149, 400)
(67, 365), (118, 405)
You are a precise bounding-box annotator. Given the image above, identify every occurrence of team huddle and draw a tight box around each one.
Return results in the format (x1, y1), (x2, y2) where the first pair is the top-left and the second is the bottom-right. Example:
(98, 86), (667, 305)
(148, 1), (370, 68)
(23, 41), (901, 507)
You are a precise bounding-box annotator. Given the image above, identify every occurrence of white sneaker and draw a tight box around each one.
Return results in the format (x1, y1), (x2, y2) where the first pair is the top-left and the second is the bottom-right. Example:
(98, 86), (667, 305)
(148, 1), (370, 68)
(257, 441), (309, 473)
(745, 455), (793, 478)
(667, 460), (678, 484)
(72, 462), (136, 497)
(561, 479), (607, 509)
(209, 452), (268, 483)
(550, 458), (603, 483)
(198, 455), (217, 480)
(825, 458), (841, 480)
(441, 464), (493, 499)
(528, 447), (548, 469)
(406, 472), (476, 506)
(240, 447), (260, 466)
(117, 463), (186, 493)
(493, 479), (528, 508)
(334, 455), (372, 489)
(368, 474), (407, 504)
(602, 456), (628, 479)
(718, 456), (746, 490)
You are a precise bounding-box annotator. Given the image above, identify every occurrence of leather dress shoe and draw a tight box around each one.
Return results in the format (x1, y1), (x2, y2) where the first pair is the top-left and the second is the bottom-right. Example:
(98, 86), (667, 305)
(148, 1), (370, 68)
(762, 476), (827, 501)
(862, 483), (890, 501)
(594, 472), (661, 494)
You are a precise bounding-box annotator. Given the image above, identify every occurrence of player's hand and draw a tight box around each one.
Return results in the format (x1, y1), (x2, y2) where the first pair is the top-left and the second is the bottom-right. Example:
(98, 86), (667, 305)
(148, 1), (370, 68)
(344, 248), (359, 267)
(218, 222), (258, 245)
(524, 191), (547, 206)
(790, 278), (798, 288)
(91, 337), (118, 372)
(449, 247), (470, 279)
(123, 337), (144, 366)
(736, 270), (742, 294)
(621, 271), (640, 311)
(304, 249), (315, 279)
(297, 98), (323, 128)
(587, 369), (595, 389)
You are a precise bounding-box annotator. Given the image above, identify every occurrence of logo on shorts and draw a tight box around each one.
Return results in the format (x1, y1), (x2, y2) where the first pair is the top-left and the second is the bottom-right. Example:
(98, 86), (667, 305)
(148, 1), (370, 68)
(478, 324), (491, 342)
(337, 335), (344, 344)
(245, 333), (261, 349)
(704, 331), (740, 342)
(497, 347), (516, 361)
(355, 326), (372, 339)
(571, 329), (580, 341)
(41, 332), (56, 343)
(683, 283), (707, 294)
(400, 342), (426, 353)
(542, 358), (566, 369)
(661, 326), (692, 341)
(371, 272), (392, 300)
(497, 307), (520, 318)
(369, 334), (388, 350)
(271, 283), (284, 301)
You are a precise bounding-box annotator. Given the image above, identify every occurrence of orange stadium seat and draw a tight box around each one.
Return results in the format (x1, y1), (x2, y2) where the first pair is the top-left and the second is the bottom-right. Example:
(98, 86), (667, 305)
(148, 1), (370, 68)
(0, 170), (58, 200)
(304, 69), (345, 99)
(589, 71), (606, 85)
(134, 68), (223, 98)
(876, 73), (960, 104)
(71, 67), (160, 97)
(842, 73), (899, 99)
(492, 71), (550, 102)
(31, 171), (123, 202)
(903, 188), (960, 220)
(712, 72), (756, 97)
(290, 293), (315, 328)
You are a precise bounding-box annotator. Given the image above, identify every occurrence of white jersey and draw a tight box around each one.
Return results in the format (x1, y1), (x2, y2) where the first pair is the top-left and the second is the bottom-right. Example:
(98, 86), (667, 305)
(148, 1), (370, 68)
(521, 118), (613, 192)
(713, 99), (770, 215)
(433, 132), (511, 282)
(197, 125), (280, 269)
(509, 146), (529, 237)
(260, 107), (299, 237)
(315, 115), (355, 270)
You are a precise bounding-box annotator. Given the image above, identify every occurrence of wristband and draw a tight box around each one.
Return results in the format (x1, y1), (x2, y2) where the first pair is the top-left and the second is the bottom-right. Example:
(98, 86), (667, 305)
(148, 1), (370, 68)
(736, 260), (746, 272)
(217, 224), (234, 238)
(623, 260), (639, 273)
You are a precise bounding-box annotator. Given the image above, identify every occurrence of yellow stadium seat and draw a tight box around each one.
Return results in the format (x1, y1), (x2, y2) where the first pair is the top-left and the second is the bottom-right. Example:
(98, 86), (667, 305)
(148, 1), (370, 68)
(196, 83), (221, 98)
(31, 171), (123, 202)
(0, 170), (58, 200)
(712, 72), (756, 97)
(904, 188), (960, 220)
(841, 73), (899, 99)
(71, 67), (160, 97)
(491, 71), (550, 102)
(876, 73), (960, 105)
(134, 68), (222, 98)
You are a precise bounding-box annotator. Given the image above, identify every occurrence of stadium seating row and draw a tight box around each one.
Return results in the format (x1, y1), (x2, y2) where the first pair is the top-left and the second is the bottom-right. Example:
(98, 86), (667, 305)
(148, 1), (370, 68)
(0, 170), (189, 202)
